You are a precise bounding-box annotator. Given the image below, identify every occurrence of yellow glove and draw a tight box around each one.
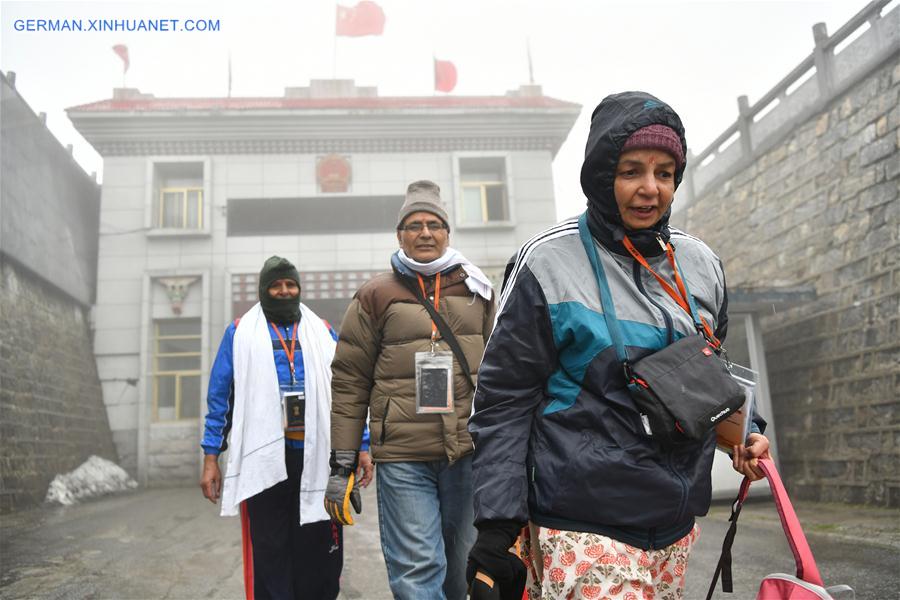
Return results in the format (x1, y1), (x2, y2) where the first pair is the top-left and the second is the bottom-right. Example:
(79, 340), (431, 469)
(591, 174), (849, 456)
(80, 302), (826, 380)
(324, 450), (361, 525)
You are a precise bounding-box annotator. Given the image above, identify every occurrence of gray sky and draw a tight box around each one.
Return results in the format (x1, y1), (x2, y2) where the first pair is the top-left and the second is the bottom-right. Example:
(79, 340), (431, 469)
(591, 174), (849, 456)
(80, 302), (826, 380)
(1, 0), (866, 219)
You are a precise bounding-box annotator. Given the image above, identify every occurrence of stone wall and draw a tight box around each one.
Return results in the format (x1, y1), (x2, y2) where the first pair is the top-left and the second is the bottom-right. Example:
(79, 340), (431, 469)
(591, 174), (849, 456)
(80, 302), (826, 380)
(0, 72), (117, 512)
(673, 57), (899, 507)
(1, 72), (100, 306)
(0, 259), (118, 512)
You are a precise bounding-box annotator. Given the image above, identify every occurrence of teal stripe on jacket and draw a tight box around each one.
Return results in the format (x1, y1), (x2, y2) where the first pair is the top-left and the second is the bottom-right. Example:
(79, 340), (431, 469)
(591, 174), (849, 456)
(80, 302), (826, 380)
(544, 302), (677, 415)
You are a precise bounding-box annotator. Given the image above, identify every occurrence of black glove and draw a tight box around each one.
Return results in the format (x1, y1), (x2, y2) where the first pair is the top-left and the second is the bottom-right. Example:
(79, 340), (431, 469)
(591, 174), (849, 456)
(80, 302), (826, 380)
(324, 450), (361, 525)
(467, 519), (527, 600)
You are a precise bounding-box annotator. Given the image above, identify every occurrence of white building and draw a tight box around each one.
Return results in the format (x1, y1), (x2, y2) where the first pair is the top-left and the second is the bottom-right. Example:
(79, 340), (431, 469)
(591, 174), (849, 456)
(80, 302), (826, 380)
(68, 79), (580, 485)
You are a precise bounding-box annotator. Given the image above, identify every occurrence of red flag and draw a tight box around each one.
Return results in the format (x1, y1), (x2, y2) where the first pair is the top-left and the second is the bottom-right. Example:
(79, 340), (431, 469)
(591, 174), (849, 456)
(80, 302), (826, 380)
(112, 44), (129, 73)
(336, 1), (385, 37)
(434, 59), (457, 93)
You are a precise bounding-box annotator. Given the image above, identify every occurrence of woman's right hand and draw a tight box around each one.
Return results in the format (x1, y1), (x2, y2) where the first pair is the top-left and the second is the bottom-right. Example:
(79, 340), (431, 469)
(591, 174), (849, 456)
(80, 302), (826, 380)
(732, 433), (770, 481)
(200, 454), (222, 503)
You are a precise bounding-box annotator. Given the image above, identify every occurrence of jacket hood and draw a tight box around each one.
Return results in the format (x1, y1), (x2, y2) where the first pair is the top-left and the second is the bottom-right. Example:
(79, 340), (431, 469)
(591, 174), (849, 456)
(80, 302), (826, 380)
(580, 91), (687, 256)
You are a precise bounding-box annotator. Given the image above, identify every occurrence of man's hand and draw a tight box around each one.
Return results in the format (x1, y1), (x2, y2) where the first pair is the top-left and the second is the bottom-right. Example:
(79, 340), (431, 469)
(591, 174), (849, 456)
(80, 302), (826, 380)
(324, 450), (361, 525)
(732, 433), (770, 481)
(357, 451), (374, 488)
(200, 454), (222, 503)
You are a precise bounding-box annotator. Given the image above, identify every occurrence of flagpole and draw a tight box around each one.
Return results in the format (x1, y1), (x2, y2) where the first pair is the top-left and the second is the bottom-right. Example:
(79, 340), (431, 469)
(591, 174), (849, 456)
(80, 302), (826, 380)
(227, 50), (233, 98)
(332, 1), (338, 78)
(526, 36), (534, 85)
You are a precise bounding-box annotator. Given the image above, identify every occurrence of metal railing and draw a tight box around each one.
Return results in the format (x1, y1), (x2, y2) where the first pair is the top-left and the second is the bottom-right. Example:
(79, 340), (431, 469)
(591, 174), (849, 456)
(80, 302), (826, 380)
(679, 0), (899, 209)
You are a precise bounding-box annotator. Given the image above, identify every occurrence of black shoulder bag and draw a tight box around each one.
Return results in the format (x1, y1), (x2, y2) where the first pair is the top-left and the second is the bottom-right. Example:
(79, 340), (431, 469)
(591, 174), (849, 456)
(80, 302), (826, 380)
(577, 213), (744, 447)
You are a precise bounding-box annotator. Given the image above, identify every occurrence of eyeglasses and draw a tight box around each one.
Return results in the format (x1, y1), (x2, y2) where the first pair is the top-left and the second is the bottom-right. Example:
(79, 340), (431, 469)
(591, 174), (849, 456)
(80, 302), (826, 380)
(397, 221), (449, 233)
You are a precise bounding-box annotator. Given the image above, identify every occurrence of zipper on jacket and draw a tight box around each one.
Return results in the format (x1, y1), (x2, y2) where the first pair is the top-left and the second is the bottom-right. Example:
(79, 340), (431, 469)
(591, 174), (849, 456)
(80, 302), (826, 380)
(379, 397), (392, 446)
(668, 453), (690, 525)
(632, 260), (674, 345)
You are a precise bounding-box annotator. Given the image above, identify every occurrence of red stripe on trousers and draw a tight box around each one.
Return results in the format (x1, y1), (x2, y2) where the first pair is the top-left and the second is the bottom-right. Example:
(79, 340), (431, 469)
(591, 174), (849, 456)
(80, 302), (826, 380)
(240, 502), (254, 600)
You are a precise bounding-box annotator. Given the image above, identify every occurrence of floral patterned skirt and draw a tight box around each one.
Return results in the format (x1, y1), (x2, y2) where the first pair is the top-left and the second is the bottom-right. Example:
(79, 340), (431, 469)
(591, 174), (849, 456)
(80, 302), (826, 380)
(522, 523), (700, 600)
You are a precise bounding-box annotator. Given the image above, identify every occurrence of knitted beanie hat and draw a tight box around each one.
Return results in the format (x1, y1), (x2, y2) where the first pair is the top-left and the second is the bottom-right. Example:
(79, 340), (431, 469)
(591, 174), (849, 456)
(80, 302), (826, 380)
(397, 180), (450, 230)
(621, 124), (685, 170)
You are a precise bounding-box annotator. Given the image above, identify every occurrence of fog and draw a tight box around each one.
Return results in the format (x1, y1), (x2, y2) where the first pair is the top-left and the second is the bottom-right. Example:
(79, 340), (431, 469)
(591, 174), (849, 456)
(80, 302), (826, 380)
(2, 1), (896, 596)
(2, 0), (864, 218)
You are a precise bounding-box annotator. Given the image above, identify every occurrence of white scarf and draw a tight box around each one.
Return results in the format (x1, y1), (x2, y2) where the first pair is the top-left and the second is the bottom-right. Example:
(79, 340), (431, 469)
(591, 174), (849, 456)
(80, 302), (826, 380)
(219, 302), (335, 525)
(397, 247), (493, 300)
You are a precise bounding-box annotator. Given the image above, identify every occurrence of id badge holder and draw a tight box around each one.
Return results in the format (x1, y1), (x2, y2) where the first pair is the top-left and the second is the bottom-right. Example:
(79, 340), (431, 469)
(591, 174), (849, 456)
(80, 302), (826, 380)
(726, 362), (758, 442)
(415, 351), (454, 414)
(280, 383), (305, 433)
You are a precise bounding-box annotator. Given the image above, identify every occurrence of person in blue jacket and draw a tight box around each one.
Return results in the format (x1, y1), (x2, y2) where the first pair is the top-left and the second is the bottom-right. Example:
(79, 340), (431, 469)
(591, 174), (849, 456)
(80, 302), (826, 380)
(466, 93), (770, 600)
(200, 255), (371, 600)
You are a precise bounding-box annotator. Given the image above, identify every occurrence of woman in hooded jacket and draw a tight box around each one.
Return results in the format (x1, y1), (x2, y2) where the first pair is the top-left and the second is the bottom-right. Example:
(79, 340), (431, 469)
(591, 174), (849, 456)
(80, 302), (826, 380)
(465, 92), (771, 599)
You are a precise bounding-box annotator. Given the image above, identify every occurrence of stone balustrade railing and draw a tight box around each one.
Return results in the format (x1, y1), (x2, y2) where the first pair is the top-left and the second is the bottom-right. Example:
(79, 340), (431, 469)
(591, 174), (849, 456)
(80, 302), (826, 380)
(678, 0), (899, 210)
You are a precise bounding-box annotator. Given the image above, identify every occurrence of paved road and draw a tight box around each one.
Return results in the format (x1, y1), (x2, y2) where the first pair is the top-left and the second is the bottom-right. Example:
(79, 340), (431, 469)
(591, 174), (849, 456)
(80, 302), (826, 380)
(1, 487), (245, 599)
(684, 503), (898, 599)
(0, 484), (389, 600)
(2, 482), (898, 599)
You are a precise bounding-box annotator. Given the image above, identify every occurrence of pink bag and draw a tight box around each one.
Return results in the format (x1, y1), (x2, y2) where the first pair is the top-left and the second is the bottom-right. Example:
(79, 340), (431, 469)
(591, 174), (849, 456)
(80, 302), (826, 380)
(706, 458), (854, 600)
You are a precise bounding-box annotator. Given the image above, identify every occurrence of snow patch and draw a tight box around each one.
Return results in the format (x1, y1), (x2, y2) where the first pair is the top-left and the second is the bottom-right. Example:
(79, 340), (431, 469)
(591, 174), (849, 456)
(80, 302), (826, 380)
(45, 455), (138, 506)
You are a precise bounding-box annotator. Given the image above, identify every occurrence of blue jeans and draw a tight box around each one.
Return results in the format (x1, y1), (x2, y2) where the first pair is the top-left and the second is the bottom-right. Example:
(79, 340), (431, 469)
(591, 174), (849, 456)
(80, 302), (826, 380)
(375, 454), (476, 600)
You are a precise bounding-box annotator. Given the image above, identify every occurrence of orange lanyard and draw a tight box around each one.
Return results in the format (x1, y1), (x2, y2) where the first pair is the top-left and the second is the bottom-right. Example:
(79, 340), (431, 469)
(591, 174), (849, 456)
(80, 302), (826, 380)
(416, 272), (441, 344)
(622, 236), (719, 347)
(270, 321), (299, 384)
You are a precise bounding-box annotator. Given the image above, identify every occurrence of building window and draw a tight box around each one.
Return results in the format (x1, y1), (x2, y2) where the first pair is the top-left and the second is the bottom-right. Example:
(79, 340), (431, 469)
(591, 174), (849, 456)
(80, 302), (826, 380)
(153, 162), (204, 230)
(159, 187), (203, 229)
(458, 156), (509, 225)
(153, 319), (201, 421)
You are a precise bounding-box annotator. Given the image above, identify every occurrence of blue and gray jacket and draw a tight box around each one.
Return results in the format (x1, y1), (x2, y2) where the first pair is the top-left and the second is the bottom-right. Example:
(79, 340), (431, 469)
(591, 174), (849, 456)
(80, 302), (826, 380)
(469, 91), (764, 550)
(202, 319), (369, 455)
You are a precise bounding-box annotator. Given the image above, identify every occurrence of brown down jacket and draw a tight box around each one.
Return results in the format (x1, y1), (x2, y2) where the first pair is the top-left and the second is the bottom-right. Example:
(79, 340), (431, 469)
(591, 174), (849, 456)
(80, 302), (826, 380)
(331, 264), (495, 463)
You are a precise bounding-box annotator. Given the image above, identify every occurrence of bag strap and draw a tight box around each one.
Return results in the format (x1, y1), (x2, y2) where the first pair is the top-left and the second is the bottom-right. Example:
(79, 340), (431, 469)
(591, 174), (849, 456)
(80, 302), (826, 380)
(621, 235), (719, 346)
(705, 458), (823, 600)
(705, 477), (751, 600)
(578, 213), (721, 378)
(757, 457), (824, 586)
(398, 273), (477, 391)
(670, 249), (721, 348)
(577, 213), (629, 366)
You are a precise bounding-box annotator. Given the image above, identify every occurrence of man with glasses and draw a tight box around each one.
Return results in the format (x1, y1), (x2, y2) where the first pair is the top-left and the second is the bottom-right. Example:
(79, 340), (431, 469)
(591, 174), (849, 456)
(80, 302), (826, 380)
(325, 180), (495, 600)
